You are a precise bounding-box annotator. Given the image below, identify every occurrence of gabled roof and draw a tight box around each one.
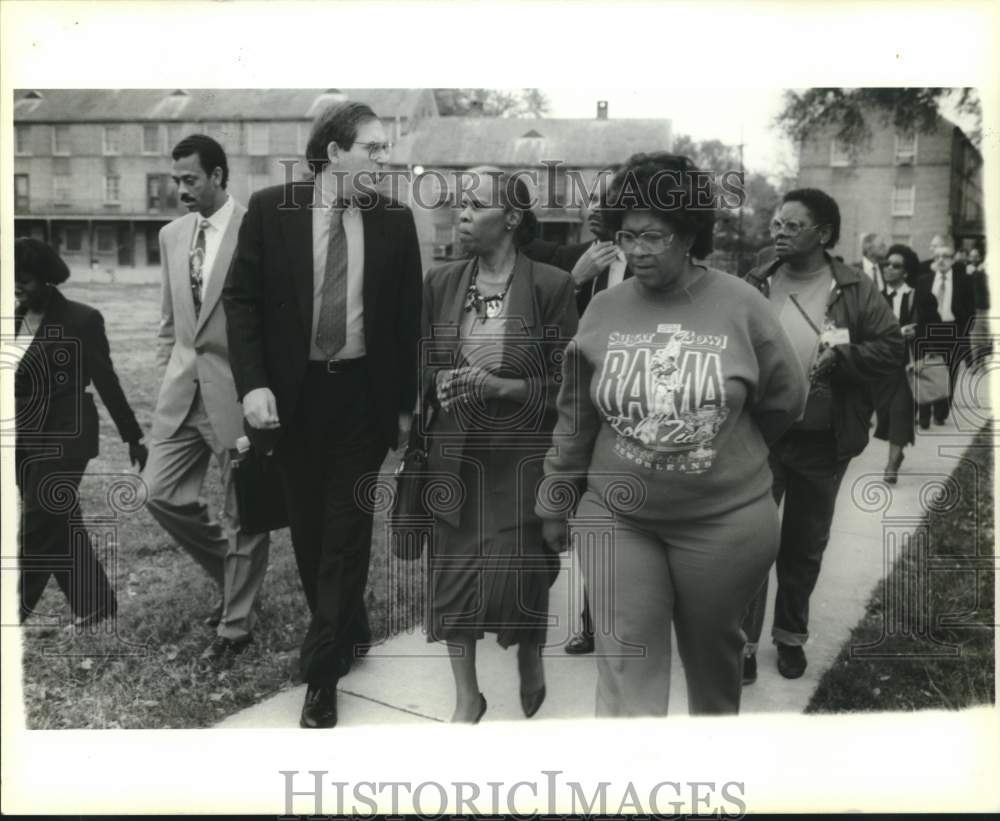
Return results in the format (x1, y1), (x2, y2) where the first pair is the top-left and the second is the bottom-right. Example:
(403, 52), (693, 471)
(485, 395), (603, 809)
(12, 88), (438, 122)
(392, 116), (672, 167)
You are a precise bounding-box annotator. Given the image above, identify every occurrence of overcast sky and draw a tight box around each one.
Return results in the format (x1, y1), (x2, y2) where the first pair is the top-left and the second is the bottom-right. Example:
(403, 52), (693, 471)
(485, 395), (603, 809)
(542, 87), (795, 179)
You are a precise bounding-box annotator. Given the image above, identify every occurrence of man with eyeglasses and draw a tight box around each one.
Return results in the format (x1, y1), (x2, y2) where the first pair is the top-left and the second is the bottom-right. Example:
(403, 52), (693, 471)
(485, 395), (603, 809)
(914, 243), (976, 427)
(740, 188), (904, 683)
(224, 101), (422, 729)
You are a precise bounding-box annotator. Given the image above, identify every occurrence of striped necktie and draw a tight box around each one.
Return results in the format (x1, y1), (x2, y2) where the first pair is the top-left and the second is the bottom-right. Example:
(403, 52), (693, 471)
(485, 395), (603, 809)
(314, 205), (349, 359)
(189, 218), (210, 317)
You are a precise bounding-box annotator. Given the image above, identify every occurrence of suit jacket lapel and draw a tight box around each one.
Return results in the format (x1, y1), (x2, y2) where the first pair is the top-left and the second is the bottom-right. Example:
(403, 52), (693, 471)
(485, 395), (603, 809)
(16, 290), (65, 379)
(361, 204), (383, 352)
(278, 183), (316, 343)
(498, 252), (538, 374)
(172, 213), (198, 334)
(195, 202), (244, 336)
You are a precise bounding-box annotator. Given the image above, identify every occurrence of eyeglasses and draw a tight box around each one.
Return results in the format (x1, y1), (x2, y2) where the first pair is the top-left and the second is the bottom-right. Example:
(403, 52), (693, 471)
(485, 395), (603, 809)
(768, 218), (826, 238)
(615, 230), (674, 254)
(885, 261), (905, 269)
(353, 140), (392, 160)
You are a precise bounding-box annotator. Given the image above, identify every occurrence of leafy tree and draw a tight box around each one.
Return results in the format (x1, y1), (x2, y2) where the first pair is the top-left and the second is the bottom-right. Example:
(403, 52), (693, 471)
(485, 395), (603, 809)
(434, 88), (550, 118)
(776, 87), (981, 150)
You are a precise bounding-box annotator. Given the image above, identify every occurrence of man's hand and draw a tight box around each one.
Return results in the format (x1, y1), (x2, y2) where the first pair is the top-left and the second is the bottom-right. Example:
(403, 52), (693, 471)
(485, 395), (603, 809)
(542, 518), (568, 553)
(570, 241), (619, 289)
(397, 412), (413, 451)
(128, 440), (148, 472)
(243, 387), (280, 429)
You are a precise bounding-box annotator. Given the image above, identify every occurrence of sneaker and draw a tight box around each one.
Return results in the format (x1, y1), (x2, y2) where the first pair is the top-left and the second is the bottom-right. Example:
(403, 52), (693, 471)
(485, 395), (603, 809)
(742, 654), (757, 685)
(776, 643), (807, 679)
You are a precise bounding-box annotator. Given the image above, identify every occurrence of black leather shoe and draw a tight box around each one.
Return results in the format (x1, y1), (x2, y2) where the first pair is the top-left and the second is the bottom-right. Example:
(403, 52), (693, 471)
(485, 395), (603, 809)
(198, 635), (253, 664)
(776, 643), (807, 679)
(203, 602), (224, 628)
(300, 685), (338, 729)
(742, 654), (757, 685)
(564, 632), (595, 655)
(520, 685), (546, 718)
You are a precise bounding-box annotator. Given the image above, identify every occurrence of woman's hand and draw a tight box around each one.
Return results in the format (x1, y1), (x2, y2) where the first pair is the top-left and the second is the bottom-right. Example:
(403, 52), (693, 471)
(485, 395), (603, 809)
(542, 518), (568, 553)
(437, 366), (498, 411)
(128, 440), (149, 472)
(570, 241), (619, 289)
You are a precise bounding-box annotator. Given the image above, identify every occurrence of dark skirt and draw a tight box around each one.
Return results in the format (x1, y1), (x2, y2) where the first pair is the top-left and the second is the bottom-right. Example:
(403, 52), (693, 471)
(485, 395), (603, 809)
(874, 368), (915, 447)
(426, 457), (559, 647)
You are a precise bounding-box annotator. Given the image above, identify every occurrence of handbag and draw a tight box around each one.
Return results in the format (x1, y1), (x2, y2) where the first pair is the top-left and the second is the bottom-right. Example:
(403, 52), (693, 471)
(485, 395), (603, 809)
(231, 423), (288, 536)
(388, 386), (437, 561)
(907, 353), (950, 405)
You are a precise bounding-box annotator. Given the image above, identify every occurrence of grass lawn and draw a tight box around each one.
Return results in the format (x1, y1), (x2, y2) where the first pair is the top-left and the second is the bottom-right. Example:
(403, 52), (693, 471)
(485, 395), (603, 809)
(18, 282), (424, 729)
(807, 428), (995, 713)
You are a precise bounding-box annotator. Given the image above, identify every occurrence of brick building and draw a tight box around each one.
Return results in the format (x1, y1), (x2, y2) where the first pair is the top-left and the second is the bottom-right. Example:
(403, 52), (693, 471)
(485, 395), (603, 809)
(390, 105), (672, 269)
(795, 112), (984, 262)
(13, 88), (438, 270)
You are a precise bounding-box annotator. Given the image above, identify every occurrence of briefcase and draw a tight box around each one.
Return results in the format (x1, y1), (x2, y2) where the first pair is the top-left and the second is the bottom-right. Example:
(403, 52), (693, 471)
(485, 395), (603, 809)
(231, 440), (288, 535)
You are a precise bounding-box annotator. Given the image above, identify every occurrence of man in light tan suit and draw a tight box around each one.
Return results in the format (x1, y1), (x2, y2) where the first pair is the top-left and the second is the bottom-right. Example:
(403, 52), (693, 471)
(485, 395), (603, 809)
(144, 134), (269, 663)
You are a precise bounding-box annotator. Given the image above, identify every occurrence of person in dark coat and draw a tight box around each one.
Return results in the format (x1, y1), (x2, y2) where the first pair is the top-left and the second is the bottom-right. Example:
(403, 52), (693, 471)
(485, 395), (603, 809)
(421, 166), (578, 723)
(740, 189), (905, 683)
(873, 244), (940, 483)
(14, 238), (147, 628)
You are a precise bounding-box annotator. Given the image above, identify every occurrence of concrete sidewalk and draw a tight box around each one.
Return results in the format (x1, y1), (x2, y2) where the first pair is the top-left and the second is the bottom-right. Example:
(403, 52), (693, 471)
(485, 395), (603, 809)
(217, 366), (992, 728)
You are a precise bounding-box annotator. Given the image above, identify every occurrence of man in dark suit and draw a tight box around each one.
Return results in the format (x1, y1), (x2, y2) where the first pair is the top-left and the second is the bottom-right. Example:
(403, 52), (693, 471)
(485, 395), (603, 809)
(223, 101), (422, 728)
(915, 242), (976, 427)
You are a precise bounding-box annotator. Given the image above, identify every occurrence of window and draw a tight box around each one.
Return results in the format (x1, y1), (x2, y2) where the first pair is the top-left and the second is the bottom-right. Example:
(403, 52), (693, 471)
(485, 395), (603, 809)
(142, 124), (162, 155)
(14, 174), (30, 210)
(146, 224), (161, 265)
(96, 227), (114, 253)
(147, 174), (162, 210)
(891, 185), (915, 216)
(103, 125), (121, 155)
(104, 174), (121, 204)
(53, 175), (71, 204)
(52, 125), (71, 155)
(15, 125), (31, 155)
(829, 138), (851, 167)
(65, 227), (83, 252)
(248, 122), (270, 156)
(894, 132), (917, 165)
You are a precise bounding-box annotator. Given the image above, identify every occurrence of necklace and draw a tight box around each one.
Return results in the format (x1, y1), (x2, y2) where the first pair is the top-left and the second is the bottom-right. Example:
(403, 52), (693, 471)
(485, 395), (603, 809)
(464, 258), (516, 321)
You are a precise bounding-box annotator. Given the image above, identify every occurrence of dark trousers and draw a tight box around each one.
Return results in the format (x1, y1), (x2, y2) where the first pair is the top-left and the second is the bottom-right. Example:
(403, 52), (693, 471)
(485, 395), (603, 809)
(276, 362), (386, 686)
(580, 590), (593, 636)
(17, 454), (116, 622)
(742, 430), (850, 649)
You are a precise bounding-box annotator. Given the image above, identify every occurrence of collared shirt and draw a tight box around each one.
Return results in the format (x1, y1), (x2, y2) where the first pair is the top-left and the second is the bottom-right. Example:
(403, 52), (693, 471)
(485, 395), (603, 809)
(933, 267), (955, 323)
(190, 194), (236, 299)
(12, 308), (45, 371)
(604, 242), (628, 290)
(861, 256), (884, 292)
(310, 176), (366, 361)
(884, 282), (913, 321)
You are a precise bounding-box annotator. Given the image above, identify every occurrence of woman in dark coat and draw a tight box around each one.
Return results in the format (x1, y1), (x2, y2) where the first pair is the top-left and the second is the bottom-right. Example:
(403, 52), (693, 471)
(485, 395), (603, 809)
(874, 243), (940, 483)
(420, 167), (578, 722)
(14, 238), (147, 627)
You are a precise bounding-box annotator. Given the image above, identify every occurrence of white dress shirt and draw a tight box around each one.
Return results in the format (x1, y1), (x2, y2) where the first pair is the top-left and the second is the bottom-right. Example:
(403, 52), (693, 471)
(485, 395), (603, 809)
(885, 282), (913, 321)
(933, 267), (955, 323)
(190, 194), (236, 299)
(310, 176), (366, 361)
(861, 256), (885, 292)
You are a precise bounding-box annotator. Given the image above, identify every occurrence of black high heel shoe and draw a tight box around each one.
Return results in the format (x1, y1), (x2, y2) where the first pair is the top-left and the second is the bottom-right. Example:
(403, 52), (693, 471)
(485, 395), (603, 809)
(520, 685), (546, 718)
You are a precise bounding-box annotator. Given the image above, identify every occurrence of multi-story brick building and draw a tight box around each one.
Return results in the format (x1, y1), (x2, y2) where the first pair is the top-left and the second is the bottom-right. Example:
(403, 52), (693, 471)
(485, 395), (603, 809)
(795, 112), (984, 261)
(13, 90), (672, 275)
(391, 104), (672, 268)
(13, 88), (438, 270)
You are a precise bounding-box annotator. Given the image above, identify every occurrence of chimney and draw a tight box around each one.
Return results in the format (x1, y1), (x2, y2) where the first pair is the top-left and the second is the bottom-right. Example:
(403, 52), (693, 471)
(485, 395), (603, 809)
(597, 100), (608, 120)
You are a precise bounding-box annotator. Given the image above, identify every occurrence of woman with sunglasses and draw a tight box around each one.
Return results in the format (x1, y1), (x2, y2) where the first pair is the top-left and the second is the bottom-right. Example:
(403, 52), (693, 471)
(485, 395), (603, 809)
(537, 152), (807, 716)
(874, 244), (940, 482)
(420, 166), (578, 723)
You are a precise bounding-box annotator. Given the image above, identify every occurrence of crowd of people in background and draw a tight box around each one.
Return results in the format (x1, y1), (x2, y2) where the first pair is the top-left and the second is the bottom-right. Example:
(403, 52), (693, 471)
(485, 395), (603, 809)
(13, 97), (991, 728)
